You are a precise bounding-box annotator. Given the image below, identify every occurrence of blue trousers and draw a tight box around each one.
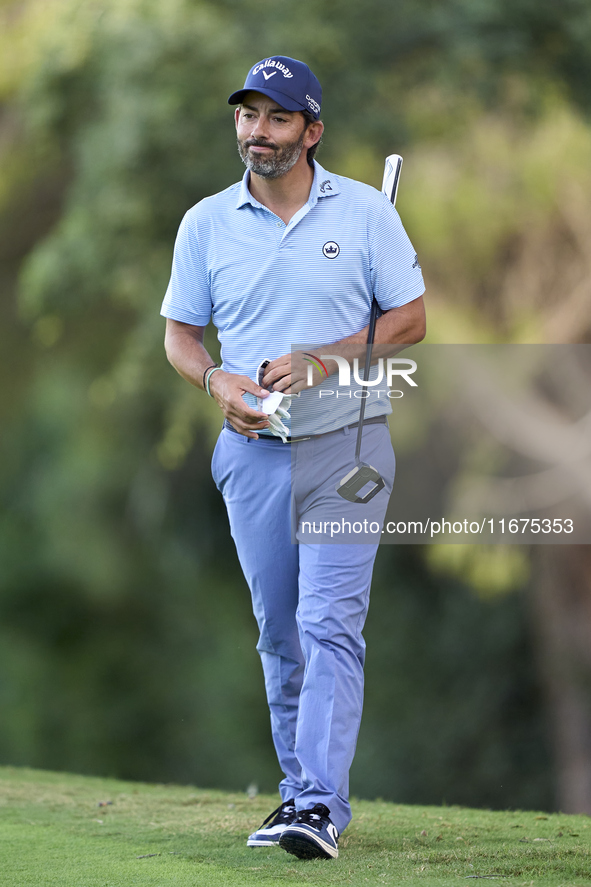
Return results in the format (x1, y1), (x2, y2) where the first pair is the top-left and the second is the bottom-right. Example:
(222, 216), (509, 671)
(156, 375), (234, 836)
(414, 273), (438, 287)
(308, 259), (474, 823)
(211, 422), (395, 833)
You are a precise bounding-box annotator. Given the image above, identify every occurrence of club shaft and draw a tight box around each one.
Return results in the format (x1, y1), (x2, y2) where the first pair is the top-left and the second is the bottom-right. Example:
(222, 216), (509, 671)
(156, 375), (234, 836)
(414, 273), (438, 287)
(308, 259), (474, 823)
(354, 155), (402, 464)
(354, 299), (379, 463)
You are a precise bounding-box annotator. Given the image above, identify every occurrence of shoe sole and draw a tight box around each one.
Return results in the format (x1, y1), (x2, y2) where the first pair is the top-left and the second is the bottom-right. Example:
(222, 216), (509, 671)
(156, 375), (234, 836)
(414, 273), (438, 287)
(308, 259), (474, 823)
(246, 839), (281, 847)
(279, 830), (338, 860)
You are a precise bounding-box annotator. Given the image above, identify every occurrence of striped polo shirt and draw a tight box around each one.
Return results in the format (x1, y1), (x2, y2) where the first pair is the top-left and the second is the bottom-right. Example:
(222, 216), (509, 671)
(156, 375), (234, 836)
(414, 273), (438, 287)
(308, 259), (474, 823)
(161, 161), (425, 435)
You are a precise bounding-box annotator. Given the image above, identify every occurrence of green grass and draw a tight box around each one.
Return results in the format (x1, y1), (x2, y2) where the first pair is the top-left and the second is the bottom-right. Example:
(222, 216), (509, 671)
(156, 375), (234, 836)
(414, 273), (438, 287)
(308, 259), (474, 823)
(0, 767), (589, 886)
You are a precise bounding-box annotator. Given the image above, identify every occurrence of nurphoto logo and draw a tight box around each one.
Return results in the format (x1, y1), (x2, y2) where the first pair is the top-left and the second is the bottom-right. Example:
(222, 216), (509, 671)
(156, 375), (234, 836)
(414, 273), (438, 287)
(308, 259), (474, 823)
(305, 355), (418, 390)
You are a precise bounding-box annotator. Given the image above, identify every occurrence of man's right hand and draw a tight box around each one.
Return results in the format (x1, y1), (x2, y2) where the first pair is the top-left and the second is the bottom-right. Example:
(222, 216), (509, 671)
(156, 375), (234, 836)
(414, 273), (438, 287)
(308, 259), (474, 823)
(209, 370), (271, 439)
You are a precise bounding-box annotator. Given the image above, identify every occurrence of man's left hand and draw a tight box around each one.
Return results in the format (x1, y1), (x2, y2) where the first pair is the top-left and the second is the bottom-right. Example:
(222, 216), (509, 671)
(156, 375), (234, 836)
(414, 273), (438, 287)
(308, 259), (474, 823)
(262, 351), (328, 394)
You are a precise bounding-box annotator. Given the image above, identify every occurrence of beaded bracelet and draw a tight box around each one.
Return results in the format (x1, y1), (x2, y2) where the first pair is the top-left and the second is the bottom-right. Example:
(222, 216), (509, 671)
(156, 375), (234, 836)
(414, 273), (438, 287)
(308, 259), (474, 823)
(202, 363), (218, 390)
(205, 366), (223, 398)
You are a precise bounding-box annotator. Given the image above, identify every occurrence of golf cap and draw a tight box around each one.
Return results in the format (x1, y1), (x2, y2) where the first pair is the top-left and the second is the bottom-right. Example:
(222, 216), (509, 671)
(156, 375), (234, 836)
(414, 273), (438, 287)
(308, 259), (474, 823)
(228, 56), (322, 119)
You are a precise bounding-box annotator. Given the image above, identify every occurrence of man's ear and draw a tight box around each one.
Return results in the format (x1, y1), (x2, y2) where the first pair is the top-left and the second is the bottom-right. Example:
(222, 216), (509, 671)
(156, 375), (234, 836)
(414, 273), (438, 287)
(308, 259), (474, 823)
(234, 107), (241, 129)
(305, 120), (324, 149)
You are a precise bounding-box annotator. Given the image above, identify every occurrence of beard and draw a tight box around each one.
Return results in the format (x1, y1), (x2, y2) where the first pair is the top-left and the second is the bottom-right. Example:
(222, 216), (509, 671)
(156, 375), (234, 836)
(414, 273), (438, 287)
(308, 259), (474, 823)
(237, 129), (306, 179)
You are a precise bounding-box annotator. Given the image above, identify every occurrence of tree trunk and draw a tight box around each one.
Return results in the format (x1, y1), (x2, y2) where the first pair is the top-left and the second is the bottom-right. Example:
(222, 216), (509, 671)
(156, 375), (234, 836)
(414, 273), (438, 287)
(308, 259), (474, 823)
(531, 545), (591, 813)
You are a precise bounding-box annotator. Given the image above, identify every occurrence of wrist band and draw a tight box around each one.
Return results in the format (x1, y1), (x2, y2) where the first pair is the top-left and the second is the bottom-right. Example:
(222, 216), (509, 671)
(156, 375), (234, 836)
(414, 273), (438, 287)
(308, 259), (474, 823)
(205, 366), (222, 397)
(202, 363), (218, 390)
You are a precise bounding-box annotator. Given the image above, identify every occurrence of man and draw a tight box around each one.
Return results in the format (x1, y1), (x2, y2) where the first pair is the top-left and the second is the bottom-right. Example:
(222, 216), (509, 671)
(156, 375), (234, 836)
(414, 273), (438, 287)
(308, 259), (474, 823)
(162, 56), (425, 860)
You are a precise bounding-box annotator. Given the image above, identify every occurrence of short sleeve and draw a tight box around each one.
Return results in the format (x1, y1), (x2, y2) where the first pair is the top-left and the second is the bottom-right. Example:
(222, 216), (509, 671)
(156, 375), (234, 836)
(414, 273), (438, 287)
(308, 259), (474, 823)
(369, 195), (425, 310)
(160, 210), (212, 326)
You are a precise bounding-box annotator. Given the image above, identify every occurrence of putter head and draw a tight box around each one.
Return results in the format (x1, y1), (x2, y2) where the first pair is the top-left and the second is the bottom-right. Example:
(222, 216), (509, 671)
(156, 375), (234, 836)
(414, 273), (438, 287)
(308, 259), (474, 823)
(337, 462), (385, 504)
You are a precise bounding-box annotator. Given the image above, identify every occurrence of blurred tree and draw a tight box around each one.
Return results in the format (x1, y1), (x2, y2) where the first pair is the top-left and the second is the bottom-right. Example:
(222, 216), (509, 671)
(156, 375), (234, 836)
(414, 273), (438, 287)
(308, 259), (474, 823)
(399, 102), (591, 811)
(530, 546), (591, 814)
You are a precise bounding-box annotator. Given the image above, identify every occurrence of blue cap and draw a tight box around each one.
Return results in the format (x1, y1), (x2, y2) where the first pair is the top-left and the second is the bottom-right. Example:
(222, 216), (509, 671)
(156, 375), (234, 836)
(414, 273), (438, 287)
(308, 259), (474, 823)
(228, 56), (322, 119)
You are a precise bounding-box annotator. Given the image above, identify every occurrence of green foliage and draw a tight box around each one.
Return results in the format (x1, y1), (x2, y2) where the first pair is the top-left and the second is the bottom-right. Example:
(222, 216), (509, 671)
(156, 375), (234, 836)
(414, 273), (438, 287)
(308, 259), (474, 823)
(427, 545), (529, 598)
(399, 99), (591, 341)
(358, 548), (552, 811)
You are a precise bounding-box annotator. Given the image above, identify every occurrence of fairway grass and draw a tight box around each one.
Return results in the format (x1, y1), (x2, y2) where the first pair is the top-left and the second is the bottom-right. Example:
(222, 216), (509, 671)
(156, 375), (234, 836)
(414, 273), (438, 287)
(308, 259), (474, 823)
(0, 766), (589, 887)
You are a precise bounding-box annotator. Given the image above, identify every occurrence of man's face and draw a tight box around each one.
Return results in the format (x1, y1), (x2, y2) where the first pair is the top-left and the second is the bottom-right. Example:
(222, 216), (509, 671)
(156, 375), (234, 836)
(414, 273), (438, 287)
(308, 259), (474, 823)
(235, 92), (312, 179)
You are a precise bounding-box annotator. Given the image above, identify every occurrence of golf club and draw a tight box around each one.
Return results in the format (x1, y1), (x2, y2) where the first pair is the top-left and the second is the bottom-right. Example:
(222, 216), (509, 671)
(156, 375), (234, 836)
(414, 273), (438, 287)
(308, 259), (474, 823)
(336, 154), (403, 503)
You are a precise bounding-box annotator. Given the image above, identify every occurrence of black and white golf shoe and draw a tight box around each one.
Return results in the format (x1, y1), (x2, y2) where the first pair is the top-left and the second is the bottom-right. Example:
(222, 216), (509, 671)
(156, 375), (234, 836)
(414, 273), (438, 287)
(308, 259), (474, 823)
(279, 803), (339, 859)
(246, 799), (297, 847)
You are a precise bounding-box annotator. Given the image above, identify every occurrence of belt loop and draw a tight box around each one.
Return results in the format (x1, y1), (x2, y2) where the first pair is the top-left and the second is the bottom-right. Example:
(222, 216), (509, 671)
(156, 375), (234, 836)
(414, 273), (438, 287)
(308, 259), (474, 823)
(343, 424), (350, 436)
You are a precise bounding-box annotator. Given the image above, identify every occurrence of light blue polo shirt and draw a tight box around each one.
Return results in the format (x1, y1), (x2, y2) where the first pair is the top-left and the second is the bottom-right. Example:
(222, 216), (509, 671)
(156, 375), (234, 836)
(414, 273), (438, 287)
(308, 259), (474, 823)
(161, 161), (425, 435)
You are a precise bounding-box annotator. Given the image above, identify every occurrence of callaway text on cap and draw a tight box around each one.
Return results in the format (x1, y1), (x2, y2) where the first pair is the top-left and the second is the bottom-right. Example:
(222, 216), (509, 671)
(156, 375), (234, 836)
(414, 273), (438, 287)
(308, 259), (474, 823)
(228, 56), (322, 120)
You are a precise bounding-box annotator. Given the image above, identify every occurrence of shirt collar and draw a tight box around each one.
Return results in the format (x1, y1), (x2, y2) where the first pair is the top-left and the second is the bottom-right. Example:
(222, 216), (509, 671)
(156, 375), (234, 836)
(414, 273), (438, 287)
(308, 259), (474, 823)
(236, 170), (258, 209)
(310, 162), (340, 203)
(236, 160), (340, 210)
